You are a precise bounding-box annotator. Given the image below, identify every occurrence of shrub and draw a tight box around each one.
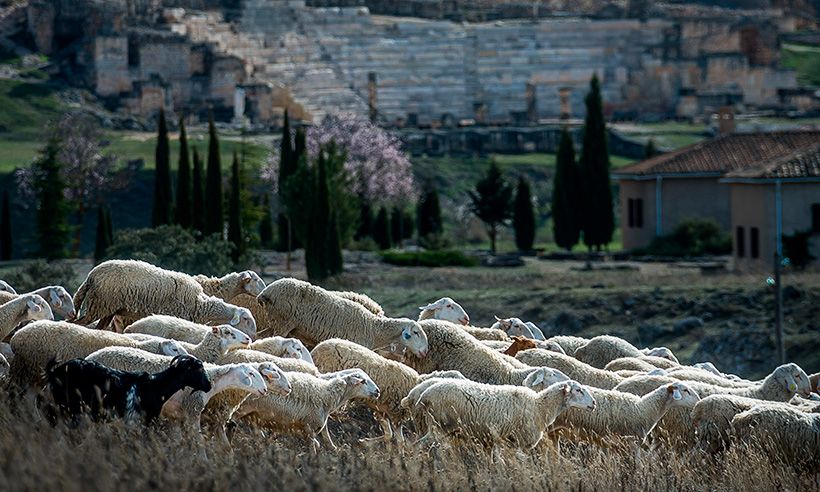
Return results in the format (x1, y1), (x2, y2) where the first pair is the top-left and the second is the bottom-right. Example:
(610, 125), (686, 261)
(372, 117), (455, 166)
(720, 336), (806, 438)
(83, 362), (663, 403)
(380, 249), (478, 267)
(4, 259), (79, 293)
(104, 225), (233, 275)
(641, 218), (731, 257)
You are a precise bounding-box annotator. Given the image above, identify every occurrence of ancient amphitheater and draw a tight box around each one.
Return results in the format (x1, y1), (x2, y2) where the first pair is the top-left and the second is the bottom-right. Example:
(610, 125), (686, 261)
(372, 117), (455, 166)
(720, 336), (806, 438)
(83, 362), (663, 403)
(20, 0), (808, 125)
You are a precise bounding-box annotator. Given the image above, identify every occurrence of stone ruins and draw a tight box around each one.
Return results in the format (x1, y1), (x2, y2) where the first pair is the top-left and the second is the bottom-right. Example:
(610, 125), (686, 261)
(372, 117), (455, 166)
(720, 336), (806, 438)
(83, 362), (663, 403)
(17, 0), (817, 126)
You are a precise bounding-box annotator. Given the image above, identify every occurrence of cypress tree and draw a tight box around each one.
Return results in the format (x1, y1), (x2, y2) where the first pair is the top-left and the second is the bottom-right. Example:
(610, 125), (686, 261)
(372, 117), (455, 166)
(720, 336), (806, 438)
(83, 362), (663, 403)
(578, 74), (614, 251)
(152, 108), (173, 227)
(512, 175), (536, 252)
(552, 127), (580, 251)
(94, 205), (108, 263)
(645, 138), (657, 159)
(327, 207), (344, 277)
(277, 111), (295, 251)
(390, 206), (404, 247)
(191, 147), (205, 236)
(175, 115), (192, 228)
(468, 160), (513, 254)
(0, 190), (11, 261)
(228, 152), (243, 264)
(355, 197), (373, 241)
(105, 205), (114, 246)
(294, 127), (306, 162)
(402, 208), (415, 240)
(34, 137), (70, 260)
(259, 193), (274, 248)
(417, 181), (443, 239)
(373, 206), (391, 250)
(204, 113), (224, 238)
(305, 151), (330, 281)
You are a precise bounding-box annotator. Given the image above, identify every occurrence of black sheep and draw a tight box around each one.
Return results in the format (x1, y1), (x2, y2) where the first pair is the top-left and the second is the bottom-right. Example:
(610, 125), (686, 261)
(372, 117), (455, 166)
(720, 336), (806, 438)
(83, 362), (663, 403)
(45, 354), (212, 424)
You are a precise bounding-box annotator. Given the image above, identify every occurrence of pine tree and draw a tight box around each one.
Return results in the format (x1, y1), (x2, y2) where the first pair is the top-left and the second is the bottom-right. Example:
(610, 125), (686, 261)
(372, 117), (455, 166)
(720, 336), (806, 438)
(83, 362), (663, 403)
(645, 138), (657, 159)
(152, 108), (173, 227)
(373, 206), (391, 250)
(390, 206), (404, 247)
(204, 113), (224, 238)
(94, 205), (108, 263)
(259, 193), (274, 248)
(34, 137), (70, 260)
(228, 152), (243, 264)
(277, 111), (295, 251)
(417, 181), (443, 240)
(552, 127), (580, 251)
(578, 74), (614, 251)
(175, 115), (192, 228)
(468, 161), (513, 254)
(191, 147), (205, 236)
(0, 190), (11, 261)
(513, 175), (536, 252)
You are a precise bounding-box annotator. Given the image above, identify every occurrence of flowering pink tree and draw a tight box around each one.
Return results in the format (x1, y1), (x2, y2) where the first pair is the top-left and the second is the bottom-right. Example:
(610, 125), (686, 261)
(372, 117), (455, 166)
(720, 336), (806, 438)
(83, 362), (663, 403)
(16, 113), (135, 253)
(262, 114), (416, 204)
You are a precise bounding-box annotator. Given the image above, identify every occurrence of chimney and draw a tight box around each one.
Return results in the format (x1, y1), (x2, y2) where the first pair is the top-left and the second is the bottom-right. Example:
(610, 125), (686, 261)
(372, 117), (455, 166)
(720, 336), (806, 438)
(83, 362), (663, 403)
(368, 72), (377, 123)
(717, 106), (735, 135)
(559, 87), (572, 120)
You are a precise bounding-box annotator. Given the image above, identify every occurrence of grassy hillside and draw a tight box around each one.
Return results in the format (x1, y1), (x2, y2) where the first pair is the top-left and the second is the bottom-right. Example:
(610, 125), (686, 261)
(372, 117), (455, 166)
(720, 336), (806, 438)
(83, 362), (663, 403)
(782, 42), (820, 87)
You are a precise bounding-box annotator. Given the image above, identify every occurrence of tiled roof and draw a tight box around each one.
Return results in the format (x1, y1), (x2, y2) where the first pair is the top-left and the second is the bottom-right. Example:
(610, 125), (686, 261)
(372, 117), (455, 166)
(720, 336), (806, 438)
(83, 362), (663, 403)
(723, 143), (820, 179)
(615, 131), (820, 177)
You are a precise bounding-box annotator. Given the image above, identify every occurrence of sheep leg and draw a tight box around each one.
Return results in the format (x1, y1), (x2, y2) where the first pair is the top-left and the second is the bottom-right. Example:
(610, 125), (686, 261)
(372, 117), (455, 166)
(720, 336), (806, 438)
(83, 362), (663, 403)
(360, 418), (393, 444)
(320, 425), (337, 451)
(95, 314), (115, 332)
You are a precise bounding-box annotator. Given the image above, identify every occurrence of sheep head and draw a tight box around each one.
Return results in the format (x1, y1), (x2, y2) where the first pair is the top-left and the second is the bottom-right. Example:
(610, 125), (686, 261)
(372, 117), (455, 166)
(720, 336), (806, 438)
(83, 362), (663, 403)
(256, 362), (291, 396)
(665, 382), (700, 408)
(0, 280), (16, 295)
(213, 325), (252, 353)
(772, 363), (812, 398)
(398, 319), (429, 357)
(419, 297), (469, 325)
(560, 381), (596, 411)
(239, 271), (266, 297)
(25, 295), (54, 323)
(229, 306), (257, 340)
(159, 340), (189, 357)
(341, 369), (380, 400)
(523, 367), (570, 392)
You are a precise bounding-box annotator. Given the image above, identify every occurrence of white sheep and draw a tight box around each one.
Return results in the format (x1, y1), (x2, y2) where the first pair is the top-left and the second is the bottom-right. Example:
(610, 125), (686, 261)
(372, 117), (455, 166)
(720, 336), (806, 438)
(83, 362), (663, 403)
(604, 355), (679, 372)
(125, 315), (228, 343)
(248, 336), (313, 365)
(404, 319), (563, 387)
(545, 335), (590, 356)
(613, 363), (813, 445)
(0, 294), (54, 340)
(72, 259), (256, 337)
(255, 278), (428, 356)
(8, 320), (188, 386)
(311, 338), (467, 442)
(491, 317), (537, 339)
(232, 368), (380, 452)
(515, 348), (624, 390)
(333, 290), (385, 316)
(194, 271), (266, 301)
(217, 348), (319, 376)
(666, 367), (751, 388)
(640, 346), (679, 364)
(417, 297), (470, 326)
(0, 285), (75, 320)
(574, 335), (644, 369)
(0, 280), (16, 295)
(691, 394), (790, 453)
(462, 326), (510, 341)
(524, 321), (546, 340)
(130, 325), (248, 363)
(731, 405), (820, 469)
(403, 379), (595, 450)
(553, 382), (700, 443)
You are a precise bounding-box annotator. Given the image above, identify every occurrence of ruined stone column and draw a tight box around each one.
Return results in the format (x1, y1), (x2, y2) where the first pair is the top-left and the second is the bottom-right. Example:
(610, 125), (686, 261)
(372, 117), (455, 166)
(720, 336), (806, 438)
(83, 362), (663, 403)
(368, 72), (377, 123)
(526, 82), (537, 124)
(559, 87), (571, 120)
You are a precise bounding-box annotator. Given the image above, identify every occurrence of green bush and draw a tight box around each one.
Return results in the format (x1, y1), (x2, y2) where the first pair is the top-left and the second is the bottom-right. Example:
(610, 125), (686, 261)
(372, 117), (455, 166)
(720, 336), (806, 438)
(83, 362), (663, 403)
(380, 249), (479, 267)
(104, 225), (234, 275)
(640, 218), (731, 257)
(4, 260), (79, 293)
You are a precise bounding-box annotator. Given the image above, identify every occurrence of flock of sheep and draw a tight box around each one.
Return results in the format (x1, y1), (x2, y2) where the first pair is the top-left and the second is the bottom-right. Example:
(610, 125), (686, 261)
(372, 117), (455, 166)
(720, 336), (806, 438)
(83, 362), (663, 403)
(0, 259), (817, 468)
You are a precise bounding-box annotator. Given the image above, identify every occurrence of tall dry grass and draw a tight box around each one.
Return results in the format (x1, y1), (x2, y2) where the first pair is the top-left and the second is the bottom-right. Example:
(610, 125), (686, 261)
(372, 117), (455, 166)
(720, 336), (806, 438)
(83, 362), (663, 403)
(0, 381), (816, 492)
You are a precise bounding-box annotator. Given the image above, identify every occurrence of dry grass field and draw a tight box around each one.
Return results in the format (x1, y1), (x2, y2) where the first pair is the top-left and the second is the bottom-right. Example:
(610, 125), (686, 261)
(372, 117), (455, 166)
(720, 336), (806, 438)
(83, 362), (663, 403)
(1, 257), (818, 491)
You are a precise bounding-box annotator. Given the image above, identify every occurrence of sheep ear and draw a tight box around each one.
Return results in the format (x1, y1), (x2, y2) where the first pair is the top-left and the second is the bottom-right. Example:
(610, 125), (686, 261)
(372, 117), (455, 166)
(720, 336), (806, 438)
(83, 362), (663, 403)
(27, 298), (42, 312)
(494, 315), (502, 322)
(562, 383), (572, 395)
(240, 272), (252, 284)
(50, 290), (62, 307)
(672, 389), (682, 401)
(230, 311), (241, 326)
(531, 370), (544, 386)
(402, 327), (411, 340)
(419, 303), (438, 311)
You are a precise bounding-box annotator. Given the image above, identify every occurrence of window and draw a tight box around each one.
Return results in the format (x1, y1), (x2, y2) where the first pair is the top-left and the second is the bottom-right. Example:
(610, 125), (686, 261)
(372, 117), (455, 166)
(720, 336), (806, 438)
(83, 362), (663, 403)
(628, 199), (634, 228)
(736, 226), (745, 258)
(635, 199), (644, 228)
(813, 204), (820, 233)
(750, 227), (759, 259)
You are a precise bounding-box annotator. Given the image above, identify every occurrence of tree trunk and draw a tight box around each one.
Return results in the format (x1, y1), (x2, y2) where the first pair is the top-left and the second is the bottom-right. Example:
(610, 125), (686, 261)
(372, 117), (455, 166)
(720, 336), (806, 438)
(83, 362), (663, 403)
(489, 223), (497, 255)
